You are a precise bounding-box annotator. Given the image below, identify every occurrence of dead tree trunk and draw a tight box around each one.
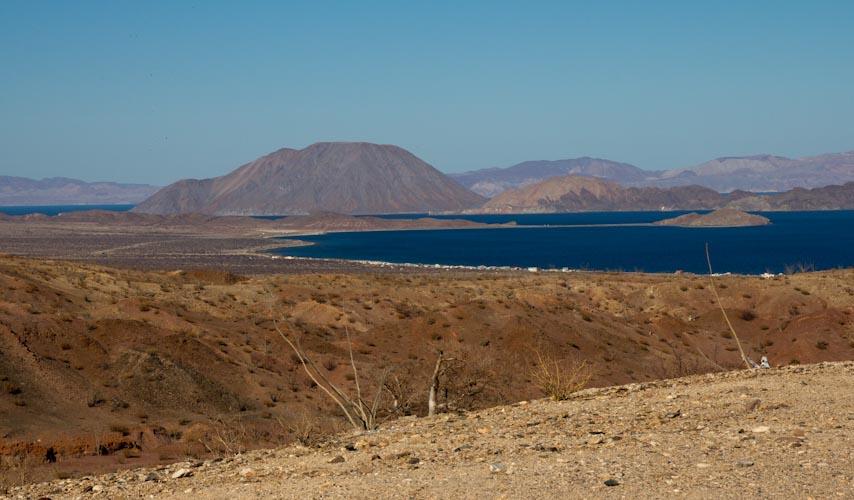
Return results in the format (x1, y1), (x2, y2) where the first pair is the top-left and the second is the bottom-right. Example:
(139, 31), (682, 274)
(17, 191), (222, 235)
(428, 350), (444, 417)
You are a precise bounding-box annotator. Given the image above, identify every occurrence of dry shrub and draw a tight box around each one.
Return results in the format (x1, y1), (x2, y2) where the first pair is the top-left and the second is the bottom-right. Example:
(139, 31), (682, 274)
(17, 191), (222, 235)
(0, 454), (40, 493)
(189, 416), (250, 458)
(281, 408), (319, 447)
(530, 351), (592, 401)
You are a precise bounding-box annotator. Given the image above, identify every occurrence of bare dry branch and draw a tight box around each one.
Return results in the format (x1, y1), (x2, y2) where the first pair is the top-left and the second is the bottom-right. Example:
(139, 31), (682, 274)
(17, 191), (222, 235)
(705, 243), (752, 369)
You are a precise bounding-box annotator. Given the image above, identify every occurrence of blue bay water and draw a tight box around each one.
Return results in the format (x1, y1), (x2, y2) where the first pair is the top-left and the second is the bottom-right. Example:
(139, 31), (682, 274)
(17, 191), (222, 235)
(0, 204), (134, 216)
(271, 211), (854, 274)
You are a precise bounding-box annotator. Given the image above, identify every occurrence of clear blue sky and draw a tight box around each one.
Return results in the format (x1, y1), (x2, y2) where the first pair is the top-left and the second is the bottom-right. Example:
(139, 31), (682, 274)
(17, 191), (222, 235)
(2, 1), (853, 184)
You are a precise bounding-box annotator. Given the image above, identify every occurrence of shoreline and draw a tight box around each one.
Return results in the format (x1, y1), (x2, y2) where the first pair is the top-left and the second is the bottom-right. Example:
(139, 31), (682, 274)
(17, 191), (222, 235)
(0, 211), (837, 277)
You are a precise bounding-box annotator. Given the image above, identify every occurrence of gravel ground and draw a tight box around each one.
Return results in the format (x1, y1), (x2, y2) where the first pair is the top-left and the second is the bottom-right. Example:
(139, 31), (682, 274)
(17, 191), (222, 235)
(8, 361), (853, 500)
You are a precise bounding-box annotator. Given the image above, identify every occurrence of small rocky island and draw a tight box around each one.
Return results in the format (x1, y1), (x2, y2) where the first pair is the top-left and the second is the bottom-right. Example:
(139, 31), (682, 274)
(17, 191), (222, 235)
(654, 208), (770, 227)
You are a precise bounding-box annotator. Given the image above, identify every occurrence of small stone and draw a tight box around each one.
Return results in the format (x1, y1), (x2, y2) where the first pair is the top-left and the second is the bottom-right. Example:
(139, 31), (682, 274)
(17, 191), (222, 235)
(239, 467), (255, 478)
(604, 478), (620, 487)
(736, 460), (755, 467)
(171, 468), (193, 479)
(328, 456), (345, 464)
(751, 426), (770, 433)
(588, 435), (606, 445)
(489, 462), (507, 474)
(92, 485), (104, 492)
(407, 457), (420, 465)
(140, 472), (158, 482)
(696, 463), (711, 468)
(744, 399), (761, 412)
(354, 438), (374, 450)
(665, 410), (681, 419)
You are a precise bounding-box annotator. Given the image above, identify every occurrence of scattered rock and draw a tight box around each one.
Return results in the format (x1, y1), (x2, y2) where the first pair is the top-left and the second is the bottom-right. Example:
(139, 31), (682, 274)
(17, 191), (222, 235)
(328, 456), (345, 464)
(490, 462), (507, 474)
(604, 478), (620, 487)
(354, 438), (375, 450)
(588, 435), (607, 445)
(239, 467), (256, 478)
(751, 426), (771, 433)
(171, 468), (193, 479)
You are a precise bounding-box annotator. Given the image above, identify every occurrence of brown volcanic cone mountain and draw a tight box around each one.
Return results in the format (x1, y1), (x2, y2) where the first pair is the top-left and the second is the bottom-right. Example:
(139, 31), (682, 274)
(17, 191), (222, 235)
(133, 142), (485, 215)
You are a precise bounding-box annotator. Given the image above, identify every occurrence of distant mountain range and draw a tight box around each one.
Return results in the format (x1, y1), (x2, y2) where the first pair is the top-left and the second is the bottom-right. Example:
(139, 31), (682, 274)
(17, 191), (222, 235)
(475, 175), (854, 213)
(7, 145), (854, 214)
(451, 151), (854, 195)
(0, 176), (160, 206)
(133, 142), (485, 215)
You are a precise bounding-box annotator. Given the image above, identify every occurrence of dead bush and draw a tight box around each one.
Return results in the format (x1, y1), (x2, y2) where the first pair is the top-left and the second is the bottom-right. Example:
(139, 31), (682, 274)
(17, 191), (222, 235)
(530, 351), (592, 401)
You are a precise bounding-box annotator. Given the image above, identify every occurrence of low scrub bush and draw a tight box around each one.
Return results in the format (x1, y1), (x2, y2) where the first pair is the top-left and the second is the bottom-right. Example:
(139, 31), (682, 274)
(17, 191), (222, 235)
(530, 351), (592, 401)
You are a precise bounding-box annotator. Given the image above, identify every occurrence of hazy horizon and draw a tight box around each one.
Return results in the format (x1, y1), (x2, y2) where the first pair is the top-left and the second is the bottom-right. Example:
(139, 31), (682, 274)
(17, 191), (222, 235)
(2, 1), (853, 184)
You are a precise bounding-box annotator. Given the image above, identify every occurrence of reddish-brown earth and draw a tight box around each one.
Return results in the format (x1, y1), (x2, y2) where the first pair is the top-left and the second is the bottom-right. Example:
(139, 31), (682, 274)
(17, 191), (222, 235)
(0, 251), (852, 489)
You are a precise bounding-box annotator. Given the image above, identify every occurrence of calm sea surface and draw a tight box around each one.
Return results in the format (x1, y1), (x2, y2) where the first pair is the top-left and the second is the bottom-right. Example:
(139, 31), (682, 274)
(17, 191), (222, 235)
(0, 204), (134, 216)
(271, 211), (854, 274)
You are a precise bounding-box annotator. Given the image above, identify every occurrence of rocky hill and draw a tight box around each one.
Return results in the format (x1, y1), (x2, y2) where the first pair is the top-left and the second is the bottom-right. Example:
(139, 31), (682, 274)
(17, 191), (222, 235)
(478, 176), (723, 213)
(450, 158), (651, 197)
(133, 143), (485, 215)
(654, 209), (771, 227)
(9, 361), (854, 499)
(453, 151), (854, 196)
(475, 176), (854, 213)
(0, 176), (160, 206)
(726, 182), (854, 211)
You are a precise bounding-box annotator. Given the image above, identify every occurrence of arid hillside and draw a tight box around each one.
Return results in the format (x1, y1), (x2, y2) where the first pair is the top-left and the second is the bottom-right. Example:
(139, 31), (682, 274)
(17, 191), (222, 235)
(8, 361), (854, 499)
(1, 255), (852, 488)
(476, 175), (854, 213)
